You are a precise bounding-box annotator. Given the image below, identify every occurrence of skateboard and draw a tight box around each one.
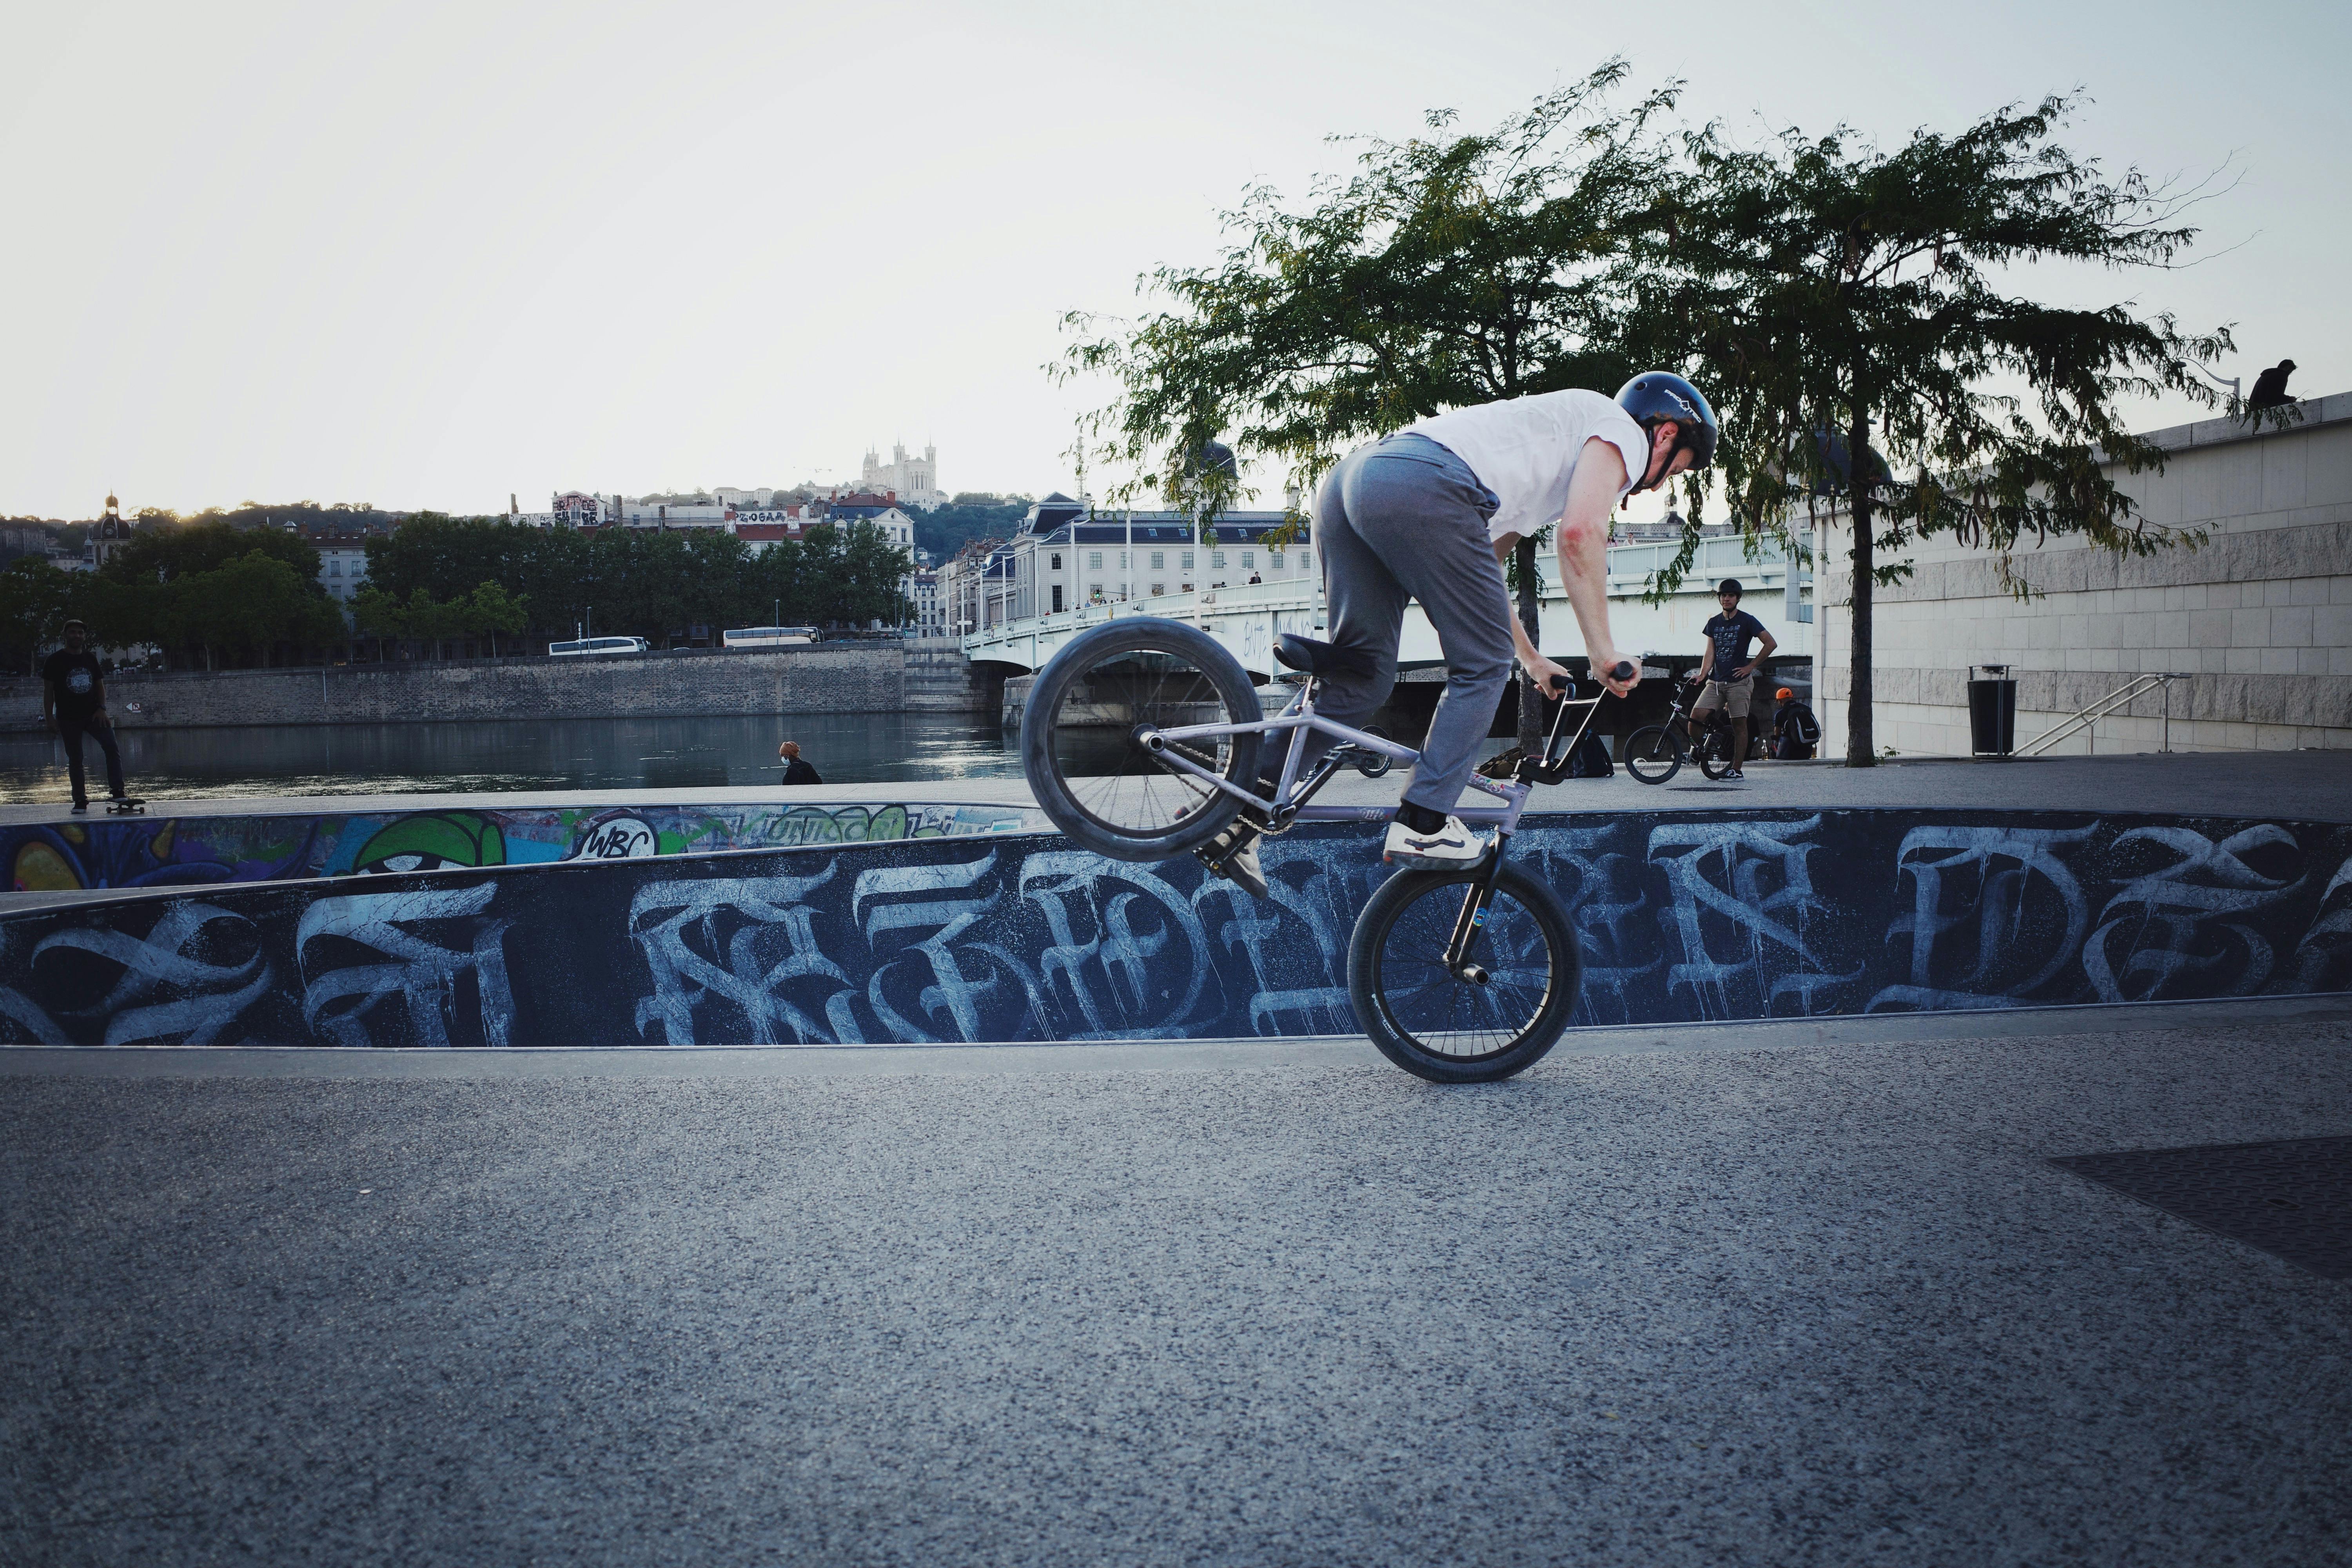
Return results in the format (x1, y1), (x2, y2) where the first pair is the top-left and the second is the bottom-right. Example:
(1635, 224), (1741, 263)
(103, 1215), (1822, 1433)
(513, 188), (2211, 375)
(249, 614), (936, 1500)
(103, 797), (147, 815)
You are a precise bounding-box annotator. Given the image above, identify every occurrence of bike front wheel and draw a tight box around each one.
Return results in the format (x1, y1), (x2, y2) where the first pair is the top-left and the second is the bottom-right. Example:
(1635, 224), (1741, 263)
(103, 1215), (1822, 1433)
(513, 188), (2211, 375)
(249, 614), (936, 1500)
(1347, 862), (1581, 1083)
(1018, 617), (1264, 862)
(1623, 724), (1683, 785)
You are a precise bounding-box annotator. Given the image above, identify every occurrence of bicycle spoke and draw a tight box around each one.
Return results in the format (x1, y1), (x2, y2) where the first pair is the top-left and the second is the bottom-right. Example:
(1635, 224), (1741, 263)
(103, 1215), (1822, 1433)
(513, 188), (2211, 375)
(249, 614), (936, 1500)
(1047, 644), (1244, 840)
(1376, 883), (1557, 1061)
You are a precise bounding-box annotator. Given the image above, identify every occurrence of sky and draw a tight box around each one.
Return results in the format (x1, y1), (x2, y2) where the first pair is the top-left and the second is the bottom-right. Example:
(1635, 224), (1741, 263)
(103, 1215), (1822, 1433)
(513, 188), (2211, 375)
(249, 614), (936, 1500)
(2, 0), (2343, 521)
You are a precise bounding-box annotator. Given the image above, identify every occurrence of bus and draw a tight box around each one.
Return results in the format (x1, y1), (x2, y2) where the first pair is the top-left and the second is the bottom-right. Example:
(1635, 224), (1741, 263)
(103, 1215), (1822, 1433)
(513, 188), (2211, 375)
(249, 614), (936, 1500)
(721, 626), (819, 650)
(547, 636), (650, 657)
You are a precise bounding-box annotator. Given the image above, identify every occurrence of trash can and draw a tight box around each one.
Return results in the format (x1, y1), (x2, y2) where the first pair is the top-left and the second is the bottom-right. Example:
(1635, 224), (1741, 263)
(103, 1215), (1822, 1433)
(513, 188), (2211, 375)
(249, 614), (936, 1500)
(1967, 665), (2016, 758)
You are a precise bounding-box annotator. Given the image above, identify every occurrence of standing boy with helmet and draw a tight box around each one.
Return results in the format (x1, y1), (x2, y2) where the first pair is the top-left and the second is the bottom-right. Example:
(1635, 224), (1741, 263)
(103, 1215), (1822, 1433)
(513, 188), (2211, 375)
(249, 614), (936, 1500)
(1202, 373), (1720, 896)
(1692, 580), (1776, 780)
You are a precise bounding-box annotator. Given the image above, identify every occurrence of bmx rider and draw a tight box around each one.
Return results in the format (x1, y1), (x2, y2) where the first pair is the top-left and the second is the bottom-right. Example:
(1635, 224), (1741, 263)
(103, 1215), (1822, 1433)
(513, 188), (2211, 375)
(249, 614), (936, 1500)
(1209, 372), (1719, 895)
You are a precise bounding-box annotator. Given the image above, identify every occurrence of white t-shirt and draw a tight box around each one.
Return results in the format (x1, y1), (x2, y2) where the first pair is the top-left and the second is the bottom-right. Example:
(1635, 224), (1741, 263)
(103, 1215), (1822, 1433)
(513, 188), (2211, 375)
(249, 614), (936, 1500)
(1403, 388), (1649, 544)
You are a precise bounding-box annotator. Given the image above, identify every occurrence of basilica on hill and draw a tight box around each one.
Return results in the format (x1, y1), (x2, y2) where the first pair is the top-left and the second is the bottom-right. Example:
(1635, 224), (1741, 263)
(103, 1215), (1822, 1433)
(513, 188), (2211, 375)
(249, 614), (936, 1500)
(860, 441), (944, 510)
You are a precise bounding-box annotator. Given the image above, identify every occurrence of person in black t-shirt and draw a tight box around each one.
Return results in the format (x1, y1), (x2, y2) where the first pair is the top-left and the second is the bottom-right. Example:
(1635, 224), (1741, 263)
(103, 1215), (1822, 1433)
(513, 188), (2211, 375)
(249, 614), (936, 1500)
(777, 740), (823, 786)
(42, 619), (129, 811)
(1692, 579), (1776, 779)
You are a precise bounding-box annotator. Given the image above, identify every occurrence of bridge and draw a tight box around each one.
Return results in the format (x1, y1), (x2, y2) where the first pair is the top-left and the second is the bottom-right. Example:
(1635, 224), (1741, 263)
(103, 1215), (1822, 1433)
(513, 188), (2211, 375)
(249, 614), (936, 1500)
(961, 532), (1811, 679)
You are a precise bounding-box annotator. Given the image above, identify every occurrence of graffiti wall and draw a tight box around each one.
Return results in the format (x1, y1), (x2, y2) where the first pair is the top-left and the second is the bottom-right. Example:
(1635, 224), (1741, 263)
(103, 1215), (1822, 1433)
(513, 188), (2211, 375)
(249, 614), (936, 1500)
(0, 809), (2346, 1049)
(0, 800), (1044, 893)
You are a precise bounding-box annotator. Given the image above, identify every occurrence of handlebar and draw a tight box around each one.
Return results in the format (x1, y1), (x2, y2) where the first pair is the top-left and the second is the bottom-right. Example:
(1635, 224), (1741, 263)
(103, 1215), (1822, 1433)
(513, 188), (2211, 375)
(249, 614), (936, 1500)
(1543, 661), (1640, 696)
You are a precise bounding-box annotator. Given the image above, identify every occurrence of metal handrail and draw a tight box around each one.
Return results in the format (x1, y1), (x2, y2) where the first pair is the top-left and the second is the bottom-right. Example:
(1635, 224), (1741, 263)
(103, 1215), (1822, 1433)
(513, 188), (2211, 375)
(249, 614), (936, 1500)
(2018, 672), (2194, 757)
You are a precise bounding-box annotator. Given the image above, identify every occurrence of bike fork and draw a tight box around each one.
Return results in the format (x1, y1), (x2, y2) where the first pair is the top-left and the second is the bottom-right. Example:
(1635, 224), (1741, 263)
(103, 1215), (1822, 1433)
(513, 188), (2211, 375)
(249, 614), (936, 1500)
(1442, 831), (1511, 984)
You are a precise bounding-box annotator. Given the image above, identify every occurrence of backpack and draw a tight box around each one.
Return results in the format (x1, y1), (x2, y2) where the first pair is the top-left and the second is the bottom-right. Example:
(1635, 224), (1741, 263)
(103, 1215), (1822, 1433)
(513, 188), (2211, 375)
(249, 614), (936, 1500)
(1787, 703), (1821, 745)
(1567, 727), (1613, 778)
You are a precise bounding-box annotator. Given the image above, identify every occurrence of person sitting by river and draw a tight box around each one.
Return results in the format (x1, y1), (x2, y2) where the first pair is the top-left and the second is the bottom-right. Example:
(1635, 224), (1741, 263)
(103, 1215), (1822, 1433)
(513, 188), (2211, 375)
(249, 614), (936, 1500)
(777, 740), (823, 786)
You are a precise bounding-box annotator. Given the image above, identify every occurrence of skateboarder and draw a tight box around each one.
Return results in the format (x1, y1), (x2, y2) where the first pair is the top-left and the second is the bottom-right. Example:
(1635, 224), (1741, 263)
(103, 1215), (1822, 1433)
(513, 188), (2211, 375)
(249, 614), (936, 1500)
(42, 619), (131, 812)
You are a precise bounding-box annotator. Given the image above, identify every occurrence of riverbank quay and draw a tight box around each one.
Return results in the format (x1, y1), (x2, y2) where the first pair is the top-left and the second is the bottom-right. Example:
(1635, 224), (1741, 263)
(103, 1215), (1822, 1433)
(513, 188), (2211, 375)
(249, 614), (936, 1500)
(4, 999), (2347, 1564)
(2, 746), (2332, 839)
(0, 642), (999, 732)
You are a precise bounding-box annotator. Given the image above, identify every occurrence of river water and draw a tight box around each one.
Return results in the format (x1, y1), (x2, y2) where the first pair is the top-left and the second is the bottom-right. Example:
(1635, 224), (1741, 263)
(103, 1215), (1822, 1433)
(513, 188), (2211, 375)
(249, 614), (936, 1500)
(0, 713), (1025, 802)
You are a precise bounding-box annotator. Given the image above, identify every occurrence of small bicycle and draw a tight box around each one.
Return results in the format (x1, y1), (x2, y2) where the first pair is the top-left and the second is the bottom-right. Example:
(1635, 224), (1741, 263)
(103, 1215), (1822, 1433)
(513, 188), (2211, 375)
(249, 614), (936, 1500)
(1018, 616), (1628, 1083)
(1624, 677), (1738, 786)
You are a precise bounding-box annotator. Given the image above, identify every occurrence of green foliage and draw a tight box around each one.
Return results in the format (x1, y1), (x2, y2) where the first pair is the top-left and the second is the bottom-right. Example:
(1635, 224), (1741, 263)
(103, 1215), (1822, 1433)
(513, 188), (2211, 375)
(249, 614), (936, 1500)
(1670, 94), (2230, 760)
(1063, 76), (2230, 767)
(1059, 62), (1680, 520)
(353, 581), (529, 656)
(916, 495), (1033, 561)
(104, 520), (321, 585)
(364, 515), (910, 644)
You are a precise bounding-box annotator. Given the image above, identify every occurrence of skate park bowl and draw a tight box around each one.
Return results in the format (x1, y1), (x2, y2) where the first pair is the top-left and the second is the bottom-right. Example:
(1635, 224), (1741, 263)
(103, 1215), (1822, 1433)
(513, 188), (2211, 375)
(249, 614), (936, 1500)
(0, 789), (2347, 1049)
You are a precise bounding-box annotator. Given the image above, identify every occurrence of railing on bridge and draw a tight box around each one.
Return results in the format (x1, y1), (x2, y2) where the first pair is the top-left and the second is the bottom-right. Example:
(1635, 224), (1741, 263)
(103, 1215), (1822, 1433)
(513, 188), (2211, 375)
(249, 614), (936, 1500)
(963, 533), (1803, 676)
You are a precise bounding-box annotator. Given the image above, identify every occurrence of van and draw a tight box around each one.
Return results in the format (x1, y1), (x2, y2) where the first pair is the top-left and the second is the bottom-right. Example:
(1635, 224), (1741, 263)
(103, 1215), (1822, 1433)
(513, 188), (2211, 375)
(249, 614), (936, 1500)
(547, 636), (650, 657)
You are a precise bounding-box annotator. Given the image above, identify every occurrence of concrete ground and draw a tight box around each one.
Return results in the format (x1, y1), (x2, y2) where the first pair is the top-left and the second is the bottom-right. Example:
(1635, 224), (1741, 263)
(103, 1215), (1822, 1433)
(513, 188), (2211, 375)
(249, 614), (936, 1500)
(4, 998), (2348, 1566)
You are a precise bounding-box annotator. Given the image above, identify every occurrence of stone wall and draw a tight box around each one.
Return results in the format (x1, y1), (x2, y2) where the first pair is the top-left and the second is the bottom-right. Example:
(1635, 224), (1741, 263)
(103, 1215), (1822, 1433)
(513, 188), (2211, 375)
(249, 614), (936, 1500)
(1811, 392), (2352, 755)
(0, 645), (998, 731)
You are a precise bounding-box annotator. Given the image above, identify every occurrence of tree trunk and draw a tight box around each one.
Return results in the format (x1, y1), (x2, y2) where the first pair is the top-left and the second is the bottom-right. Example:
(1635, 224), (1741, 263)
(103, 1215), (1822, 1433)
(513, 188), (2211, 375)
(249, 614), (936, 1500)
(1845, 405), (1875, 767)
(1513, 535), (1543, 757)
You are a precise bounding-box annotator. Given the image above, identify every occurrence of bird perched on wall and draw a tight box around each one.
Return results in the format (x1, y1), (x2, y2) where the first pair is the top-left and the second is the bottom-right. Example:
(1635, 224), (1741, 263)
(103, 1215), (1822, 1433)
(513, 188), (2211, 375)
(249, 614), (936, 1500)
(2249, 359), (2299, 410)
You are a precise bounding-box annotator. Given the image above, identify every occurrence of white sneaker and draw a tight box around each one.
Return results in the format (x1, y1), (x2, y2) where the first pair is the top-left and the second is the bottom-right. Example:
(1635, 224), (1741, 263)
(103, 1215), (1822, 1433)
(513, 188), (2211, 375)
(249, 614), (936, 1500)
(1383, 815), (1491, 868)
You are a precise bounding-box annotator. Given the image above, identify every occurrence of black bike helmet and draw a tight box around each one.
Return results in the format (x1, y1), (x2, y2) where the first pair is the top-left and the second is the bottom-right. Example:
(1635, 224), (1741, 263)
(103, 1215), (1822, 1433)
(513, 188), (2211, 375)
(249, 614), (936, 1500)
(1717, 579), (1743, 598)
(1616, 372), (1719, 489)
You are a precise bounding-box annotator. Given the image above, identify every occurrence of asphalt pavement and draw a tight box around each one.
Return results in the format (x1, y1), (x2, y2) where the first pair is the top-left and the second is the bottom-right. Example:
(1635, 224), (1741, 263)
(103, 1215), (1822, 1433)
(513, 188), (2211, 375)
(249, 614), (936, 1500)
(5, 1000), (2349, 1566)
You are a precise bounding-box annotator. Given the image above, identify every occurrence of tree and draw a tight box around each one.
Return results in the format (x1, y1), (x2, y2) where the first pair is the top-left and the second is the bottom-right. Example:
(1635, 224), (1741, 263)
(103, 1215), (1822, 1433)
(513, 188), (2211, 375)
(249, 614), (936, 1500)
(1673, 96), (2230, 764)
(463, 582), (528, 656)
(105, 519), (319, 586)
(1060, 62), (1679, 750)
(0, 558), (71, 674)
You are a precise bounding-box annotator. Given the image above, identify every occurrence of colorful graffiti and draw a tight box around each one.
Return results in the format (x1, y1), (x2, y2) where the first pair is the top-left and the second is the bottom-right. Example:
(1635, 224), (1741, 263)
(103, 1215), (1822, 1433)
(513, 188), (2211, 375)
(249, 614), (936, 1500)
(0, 809), (2345, 1050)
(0, 799), (1043, 892)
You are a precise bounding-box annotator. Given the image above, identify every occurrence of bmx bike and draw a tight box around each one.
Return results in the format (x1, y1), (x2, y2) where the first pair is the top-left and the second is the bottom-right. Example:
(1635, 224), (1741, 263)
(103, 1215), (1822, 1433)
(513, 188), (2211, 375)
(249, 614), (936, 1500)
(1624, 676), (1740, 785)
(1018, 616), (1628, 1084)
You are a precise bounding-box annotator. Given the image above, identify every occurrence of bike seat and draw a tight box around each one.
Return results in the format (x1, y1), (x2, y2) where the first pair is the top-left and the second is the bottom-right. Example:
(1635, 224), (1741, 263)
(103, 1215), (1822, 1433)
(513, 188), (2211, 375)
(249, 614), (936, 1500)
(1274, 633), (1376, 678)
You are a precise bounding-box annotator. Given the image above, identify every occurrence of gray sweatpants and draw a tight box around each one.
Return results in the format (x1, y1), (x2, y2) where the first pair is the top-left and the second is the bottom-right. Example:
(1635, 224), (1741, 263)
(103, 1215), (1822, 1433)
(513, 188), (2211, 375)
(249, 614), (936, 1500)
(1307, 433), (1516, 817)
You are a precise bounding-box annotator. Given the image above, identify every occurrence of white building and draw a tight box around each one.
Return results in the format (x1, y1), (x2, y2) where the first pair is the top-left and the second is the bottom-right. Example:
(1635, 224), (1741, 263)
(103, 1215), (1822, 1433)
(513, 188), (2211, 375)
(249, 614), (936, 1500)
(617, 498), (729, 526)
(862, 442), (944, 510)
(316, 541), (370, 601)
(1809, 389), (2352, 754)
(908, 568), (943, 635)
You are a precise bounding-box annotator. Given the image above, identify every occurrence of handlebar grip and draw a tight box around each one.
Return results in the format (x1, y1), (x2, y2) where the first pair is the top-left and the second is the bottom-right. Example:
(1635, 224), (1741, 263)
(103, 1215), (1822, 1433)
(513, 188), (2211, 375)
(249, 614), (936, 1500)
(1607, 661), (1637, 683)
(1544, 671), (1570, 696)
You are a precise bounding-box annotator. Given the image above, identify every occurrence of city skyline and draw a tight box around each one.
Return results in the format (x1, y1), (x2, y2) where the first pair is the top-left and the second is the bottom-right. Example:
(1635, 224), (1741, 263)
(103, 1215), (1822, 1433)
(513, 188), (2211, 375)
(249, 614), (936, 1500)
(4, 0), (2344, 523)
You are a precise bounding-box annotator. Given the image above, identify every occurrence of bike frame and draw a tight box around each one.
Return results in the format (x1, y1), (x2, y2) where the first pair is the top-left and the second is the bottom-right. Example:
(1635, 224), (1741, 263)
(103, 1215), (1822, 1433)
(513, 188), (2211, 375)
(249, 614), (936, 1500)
(1140, 675), (1608, 977)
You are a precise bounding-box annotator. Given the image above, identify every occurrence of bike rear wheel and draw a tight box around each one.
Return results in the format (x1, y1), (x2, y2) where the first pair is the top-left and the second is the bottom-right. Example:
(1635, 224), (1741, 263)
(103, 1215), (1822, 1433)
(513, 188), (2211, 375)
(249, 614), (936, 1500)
(1624, 724), (1683, 785)
(1018, 617), (1263, 862)
(1347, 862), (1581, 1083)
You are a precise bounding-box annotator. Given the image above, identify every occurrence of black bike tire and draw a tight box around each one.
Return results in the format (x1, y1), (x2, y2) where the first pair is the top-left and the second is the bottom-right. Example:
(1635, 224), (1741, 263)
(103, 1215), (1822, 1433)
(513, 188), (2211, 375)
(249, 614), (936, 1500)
(1623, 725), (1683, 786)
(1018, 617), (1262, 862)
(1347, 861), (1582, 1084)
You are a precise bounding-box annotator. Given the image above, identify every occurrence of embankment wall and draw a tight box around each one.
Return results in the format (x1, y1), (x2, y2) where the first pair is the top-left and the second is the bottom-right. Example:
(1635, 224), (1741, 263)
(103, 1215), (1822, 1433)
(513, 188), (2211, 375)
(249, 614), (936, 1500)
(0, 645), (1000, 731)
(1, 808), (2344, 1048)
